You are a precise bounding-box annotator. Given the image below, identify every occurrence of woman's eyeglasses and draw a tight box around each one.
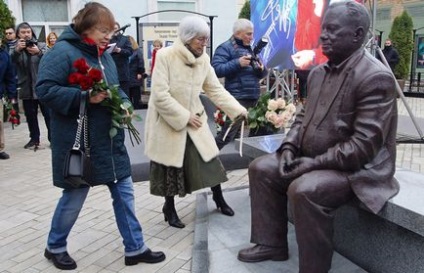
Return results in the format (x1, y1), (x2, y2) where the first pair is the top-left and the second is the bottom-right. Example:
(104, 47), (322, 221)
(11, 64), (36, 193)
(195, 37), (209, 44)
(95, 27), (114, 36)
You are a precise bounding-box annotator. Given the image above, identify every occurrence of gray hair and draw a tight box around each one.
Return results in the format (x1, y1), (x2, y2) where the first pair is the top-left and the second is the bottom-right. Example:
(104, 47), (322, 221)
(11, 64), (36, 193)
(178, 16), (210, 44)
(232, 19), (253, 34)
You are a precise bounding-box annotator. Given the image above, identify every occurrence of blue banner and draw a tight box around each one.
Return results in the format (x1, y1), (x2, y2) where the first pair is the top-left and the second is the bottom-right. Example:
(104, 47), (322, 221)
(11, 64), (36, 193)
(251, 0), (298, 70)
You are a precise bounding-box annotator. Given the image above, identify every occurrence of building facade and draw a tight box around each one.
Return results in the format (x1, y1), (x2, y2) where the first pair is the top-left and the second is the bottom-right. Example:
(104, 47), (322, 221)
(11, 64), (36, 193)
(6, 0), (423, 74)
(376, 0), (424, 40)
(4, 0), (246, 52)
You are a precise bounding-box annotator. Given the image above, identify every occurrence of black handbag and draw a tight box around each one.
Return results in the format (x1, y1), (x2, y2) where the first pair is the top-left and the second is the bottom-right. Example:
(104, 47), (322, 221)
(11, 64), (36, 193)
(63, 91), (93, 187)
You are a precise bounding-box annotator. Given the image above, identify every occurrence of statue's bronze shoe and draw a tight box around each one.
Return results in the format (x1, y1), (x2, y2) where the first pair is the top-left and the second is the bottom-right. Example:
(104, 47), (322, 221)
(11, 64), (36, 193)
(237, 244), (288, 263)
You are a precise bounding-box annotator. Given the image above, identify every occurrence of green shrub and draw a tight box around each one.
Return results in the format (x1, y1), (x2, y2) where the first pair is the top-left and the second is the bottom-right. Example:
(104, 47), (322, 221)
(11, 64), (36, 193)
(0, 0), (15, 44)
(239, 0), (250, 19)
(389, 11), (413, 79)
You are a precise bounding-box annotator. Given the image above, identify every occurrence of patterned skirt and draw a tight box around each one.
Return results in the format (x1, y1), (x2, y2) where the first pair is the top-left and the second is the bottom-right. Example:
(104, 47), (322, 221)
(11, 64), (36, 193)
(149, 136), (228, 197)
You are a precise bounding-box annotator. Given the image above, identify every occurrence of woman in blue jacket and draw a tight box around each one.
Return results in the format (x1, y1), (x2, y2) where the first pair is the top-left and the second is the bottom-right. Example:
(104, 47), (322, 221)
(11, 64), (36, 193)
(36, 2), (164, 270)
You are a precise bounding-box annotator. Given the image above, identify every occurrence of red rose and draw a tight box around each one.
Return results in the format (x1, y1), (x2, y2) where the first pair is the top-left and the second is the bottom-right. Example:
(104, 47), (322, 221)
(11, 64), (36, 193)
(88, 68), (103, 82)
(10, 109), (16, 115)
(68, 72), (82, 85)
(79, 75), (94, 90)
(73, 58), (90, 74)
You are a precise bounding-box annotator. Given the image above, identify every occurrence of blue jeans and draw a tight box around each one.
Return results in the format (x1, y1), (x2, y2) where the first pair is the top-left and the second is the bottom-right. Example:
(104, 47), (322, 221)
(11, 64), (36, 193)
(47, 176), (147, 256)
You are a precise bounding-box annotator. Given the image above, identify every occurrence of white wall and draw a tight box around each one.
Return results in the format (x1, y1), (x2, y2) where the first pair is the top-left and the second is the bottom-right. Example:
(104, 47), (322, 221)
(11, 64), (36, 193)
(203, 0), (240, 51)
(97, 0), (149, 39)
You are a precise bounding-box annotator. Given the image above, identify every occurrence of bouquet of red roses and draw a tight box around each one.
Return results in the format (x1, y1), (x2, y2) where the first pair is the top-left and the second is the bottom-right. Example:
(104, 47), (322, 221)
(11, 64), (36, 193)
(213, 108), (228, 133)
(2, 96), (20, 129)
(68, 58), (142, 145)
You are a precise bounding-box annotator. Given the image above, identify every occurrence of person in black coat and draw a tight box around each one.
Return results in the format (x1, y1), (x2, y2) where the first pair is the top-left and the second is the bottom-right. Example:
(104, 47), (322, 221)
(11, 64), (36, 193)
(128, 35), (146, 109)
(0, 47), (17, 159)
(110, 22), (133, 95)
(378, 39), (399, 73)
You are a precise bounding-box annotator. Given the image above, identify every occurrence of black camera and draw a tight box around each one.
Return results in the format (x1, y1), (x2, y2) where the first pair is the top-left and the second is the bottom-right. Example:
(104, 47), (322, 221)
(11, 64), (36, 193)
(251, 37), (268, 71)
(25, 38), (38, 47)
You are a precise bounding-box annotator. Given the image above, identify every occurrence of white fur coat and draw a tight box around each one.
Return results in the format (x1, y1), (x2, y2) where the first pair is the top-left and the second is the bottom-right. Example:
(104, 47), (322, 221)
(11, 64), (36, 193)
(144, 39), (246, 167)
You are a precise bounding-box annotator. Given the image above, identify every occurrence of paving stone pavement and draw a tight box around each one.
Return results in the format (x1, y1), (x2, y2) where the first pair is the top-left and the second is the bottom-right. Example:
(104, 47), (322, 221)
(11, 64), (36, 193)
(0, 97), (423, 272)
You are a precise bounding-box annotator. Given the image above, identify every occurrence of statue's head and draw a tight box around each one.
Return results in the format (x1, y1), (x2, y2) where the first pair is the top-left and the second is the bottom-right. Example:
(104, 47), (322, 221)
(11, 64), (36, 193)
(320, 1), (370, 64)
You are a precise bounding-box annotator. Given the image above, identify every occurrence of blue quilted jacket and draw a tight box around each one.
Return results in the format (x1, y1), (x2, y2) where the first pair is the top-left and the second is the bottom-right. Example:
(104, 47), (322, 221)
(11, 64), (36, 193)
(211, 36), (267, 100)
(0, 48), (17, 99)
(36, 24), (132, 189)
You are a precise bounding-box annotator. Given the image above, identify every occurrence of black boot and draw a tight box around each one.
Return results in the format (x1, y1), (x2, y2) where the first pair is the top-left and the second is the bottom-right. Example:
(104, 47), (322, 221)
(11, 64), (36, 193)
(163, 196), (185, 228)
(211, 184), (234, 216)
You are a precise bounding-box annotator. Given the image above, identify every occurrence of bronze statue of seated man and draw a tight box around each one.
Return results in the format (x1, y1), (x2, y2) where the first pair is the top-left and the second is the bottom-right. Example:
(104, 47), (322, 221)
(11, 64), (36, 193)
(238, 1), (400, 272)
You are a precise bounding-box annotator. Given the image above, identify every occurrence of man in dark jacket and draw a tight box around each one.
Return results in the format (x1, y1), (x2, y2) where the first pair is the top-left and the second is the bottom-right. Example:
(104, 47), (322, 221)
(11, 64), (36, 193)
(3, 26), (20, 123)
(110, 22), (133, 96)
(378, 39), (399, 73)
(0, 47), (17, 159)
(11, 22), (50, 149)
(4, 26), (18, 55)
(237, 2), (399, 273)
(212, 19), (267, 150)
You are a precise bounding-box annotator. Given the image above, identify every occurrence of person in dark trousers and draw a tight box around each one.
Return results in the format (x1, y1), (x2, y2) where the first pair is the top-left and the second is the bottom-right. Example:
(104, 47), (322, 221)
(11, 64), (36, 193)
(3, 26), (20, 123)
(128, 35), (146, 110)
(110, 22), (132, 96)
(0, 46), (18, 159)
(11, 22), (51, 149)
(238, 2), (399, 272)
(212, 19), (267, 149)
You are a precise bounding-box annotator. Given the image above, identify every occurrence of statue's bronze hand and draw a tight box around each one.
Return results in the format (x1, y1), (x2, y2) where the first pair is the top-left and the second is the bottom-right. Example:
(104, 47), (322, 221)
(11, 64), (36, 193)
(280, 157), (318, 180)
(279, 149), (295, 176)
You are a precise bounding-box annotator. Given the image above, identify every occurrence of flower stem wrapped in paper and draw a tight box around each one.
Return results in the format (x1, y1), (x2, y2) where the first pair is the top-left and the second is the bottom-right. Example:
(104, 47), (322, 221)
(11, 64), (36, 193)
(247, 92), (296, 134)
(221, 92), (295, 156)
(213, 108), (228, 133)
(68, 58), (142, 145)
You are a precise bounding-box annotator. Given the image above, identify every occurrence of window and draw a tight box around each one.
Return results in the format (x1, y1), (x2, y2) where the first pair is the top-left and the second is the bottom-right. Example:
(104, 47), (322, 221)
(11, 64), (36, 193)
(22, 0), (68, 22)
(405, 5), (424, 18)
(377, 8), (391, 21)
(157, 1), (196, 21)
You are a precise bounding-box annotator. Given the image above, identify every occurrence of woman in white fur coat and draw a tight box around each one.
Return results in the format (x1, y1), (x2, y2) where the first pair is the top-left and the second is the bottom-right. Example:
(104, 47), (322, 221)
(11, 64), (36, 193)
(144, 16), (247, 228)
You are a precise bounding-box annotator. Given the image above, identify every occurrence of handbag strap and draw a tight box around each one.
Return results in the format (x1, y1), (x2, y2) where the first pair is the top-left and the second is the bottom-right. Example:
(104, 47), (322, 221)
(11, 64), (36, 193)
(72, 91), (88, 150)
(83, 104), (90, 157)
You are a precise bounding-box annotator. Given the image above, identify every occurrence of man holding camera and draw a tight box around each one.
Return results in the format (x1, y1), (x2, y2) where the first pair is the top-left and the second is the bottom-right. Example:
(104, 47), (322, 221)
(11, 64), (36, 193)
(11, 22), (50, 149)
(212, 18), (267, 150)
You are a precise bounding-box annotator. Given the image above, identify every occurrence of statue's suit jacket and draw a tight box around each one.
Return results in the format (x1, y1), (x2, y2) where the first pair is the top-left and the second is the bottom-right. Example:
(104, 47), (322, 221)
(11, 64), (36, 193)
(281, 48), (400, 214)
